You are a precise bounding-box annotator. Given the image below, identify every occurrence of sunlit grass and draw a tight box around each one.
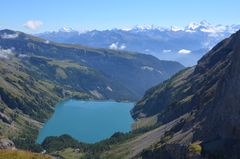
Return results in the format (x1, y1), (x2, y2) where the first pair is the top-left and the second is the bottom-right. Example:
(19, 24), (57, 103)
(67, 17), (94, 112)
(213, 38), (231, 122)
(0, 150), (52, 159)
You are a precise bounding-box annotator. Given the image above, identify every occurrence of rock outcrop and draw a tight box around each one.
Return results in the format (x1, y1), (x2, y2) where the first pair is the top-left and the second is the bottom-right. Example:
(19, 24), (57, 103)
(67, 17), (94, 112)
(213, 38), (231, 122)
(0, 138), (15, 150)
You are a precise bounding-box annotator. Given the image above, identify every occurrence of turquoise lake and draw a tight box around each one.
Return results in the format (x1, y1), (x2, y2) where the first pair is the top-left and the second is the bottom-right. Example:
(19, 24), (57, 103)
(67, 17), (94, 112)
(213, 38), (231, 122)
(37, 100), (134, 144)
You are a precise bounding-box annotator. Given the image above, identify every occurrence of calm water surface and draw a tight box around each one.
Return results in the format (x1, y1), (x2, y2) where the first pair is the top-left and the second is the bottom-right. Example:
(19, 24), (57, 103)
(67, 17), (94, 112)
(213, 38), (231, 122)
(37, 100), (134, 143)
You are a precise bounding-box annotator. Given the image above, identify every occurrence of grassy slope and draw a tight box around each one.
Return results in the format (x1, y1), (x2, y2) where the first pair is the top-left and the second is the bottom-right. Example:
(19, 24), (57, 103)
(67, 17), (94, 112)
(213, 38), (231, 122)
(101, 114), (188, 159)
(0, 56), (93, 149)
(0, 150), (52, 159)
(132, 67), (194, 121)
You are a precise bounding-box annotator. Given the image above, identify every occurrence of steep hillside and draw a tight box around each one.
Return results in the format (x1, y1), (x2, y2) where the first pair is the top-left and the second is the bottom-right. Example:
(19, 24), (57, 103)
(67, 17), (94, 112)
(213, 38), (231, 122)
(0, 55), (103, 150)
(0, 29), (184, 98)
(130, 30), (240, 158)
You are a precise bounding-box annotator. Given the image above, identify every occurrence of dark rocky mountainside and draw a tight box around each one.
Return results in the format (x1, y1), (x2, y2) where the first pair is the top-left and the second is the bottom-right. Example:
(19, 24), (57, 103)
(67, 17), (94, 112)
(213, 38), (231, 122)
(131, 30), (240, 158)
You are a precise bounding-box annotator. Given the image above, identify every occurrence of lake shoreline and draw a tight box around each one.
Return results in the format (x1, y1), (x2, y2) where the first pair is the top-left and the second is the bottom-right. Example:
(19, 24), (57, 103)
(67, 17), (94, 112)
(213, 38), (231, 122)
(37, 99), (134, 144)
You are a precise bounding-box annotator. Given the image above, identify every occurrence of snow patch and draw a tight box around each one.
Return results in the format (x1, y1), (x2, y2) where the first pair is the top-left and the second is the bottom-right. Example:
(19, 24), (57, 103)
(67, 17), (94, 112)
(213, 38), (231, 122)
(157, 70), (163, 74)
(171, 26), (183, 32)
(45, 40), (50, 44)
(18, 54), (29, 58)
(141, 66), (154, 71)
(106, 86), (113, 92)
(1, 33), (19, 39)
(187, 22), (200, 30)
(90, 90), (104, 99)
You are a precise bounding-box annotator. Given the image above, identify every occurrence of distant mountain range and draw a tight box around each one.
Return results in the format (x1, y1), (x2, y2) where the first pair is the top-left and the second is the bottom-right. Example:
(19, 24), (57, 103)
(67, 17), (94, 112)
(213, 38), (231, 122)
(37, 21), (240, 66)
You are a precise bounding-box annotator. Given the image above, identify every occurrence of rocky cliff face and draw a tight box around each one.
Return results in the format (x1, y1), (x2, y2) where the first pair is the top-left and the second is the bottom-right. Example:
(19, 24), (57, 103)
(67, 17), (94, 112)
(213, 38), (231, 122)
(0, 138), (15, 150)
(191, 29), (240, 143)
(132, 30), (240, 158)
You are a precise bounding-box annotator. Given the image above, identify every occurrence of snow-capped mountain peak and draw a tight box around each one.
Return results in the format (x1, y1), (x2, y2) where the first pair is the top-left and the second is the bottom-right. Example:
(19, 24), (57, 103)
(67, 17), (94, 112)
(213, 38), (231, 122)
(183, 20), (229, 34)
(37, 21), (240, 66)
(199, 20), (211, 27)
(186, 22), (201, 30)
(49, 21), (239, 35)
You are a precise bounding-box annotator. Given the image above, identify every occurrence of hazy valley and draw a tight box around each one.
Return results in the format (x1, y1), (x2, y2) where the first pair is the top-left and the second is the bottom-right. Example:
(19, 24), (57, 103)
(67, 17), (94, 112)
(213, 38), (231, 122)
(0, 1), (240, 158)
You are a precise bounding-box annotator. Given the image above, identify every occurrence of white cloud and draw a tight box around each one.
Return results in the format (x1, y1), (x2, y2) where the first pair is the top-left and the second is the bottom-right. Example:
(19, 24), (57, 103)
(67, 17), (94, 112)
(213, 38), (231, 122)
(24, 20), (43, 30)
(119, 44), (126, 50)
(1, 33), (19, 39)
(163, 49), (172, 53)
(109, 43), (118, 50)
(0, 48), (14, 59)
(178, 49), (192, 54)
(109, 42), (126, 50)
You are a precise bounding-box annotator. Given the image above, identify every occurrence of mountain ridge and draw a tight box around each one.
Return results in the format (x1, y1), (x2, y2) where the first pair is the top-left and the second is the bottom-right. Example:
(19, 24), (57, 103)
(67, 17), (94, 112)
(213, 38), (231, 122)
(37, 21), (240, 66)
(40, 21), (240, 34)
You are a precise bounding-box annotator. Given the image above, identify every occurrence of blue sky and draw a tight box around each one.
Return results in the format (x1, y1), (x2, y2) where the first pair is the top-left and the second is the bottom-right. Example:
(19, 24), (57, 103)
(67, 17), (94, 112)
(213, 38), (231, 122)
(0, 0), (239, 33)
